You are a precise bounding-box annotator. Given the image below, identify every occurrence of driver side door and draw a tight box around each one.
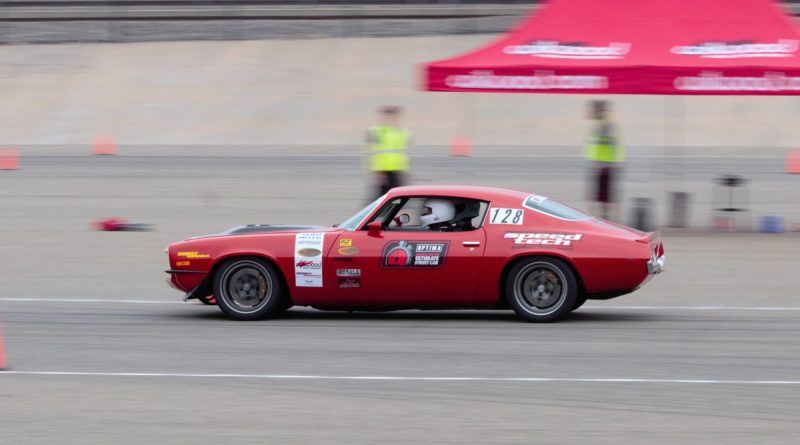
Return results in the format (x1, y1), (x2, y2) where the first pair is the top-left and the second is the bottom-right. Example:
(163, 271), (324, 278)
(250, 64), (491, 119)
(330, 197), (487, 307)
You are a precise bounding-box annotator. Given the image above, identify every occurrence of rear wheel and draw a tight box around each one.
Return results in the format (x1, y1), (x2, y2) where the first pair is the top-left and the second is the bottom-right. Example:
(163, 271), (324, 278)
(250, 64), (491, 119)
(505, 257), (577, 322)
(213, 258), (285, 320)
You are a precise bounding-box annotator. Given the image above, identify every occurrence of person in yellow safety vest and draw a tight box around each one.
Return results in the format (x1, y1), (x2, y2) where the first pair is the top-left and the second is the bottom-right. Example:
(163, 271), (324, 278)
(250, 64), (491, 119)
(585, 100), (625, 221)
(366, 106), (411, 200)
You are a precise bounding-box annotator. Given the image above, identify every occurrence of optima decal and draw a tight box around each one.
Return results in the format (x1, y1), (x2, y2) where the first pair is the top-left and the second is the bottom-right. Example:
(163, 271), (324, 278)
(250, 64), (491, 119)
(382, 241), (449, 268)
(294, 233), (324, 287)
(504, 232), (583, 247)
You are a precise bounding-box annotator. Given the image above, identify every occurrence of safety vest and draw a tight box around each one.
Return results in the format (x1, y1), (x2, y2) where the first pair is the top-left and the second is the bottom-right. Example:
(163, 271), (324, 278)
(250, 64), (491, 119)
(585, 121), (624, 163)
(368, 126), (410, 172)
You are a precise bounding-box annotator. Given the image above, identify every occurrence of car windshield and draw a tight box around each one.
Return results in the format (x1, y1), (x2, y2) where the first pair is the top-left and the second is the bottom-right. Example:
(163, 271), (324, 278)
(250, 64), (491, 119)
(523, 194), (590, 221)
(338, 195), (385, 230)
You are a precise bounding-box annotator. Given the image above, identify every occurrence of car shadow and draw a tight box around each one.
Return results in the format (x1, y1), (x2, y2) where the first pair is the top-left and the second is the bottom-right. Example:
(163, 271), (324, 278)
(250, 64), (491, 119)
(563, 310), (663, 323)
(172, 305), (663, 323)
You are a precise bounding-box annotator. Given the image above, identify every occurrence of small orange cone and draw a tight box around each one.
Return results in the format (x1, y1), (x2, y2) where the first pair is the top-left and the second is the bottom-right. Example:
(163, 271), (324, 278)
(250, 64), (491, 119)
(0, 148), (20, 170)
(93, 136), (117, 155)
(786, 150), (800, 174)
(449, 137), (472, 157)
(0, 322), (7, 370)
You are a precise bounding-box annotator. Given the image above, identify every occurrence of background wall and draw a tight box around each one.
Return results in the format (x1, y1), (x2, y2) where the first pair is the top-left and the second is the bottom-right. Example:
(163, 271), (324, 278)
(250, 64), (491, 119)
(2, 35), (799, 152)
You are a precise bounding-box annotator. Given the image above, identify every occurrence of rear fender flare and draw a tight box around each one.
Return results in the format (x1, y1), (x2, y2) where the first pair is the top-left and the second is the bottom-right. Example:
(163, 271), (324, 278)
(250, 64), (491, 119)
(498, 252), (586, 304)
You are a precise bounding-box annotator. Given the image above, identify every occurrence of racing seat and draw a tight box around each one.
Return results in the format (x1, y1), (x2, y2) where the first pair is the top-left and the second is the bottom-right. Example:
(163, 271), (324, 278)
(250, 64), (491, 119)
(450, 200), (481, 231)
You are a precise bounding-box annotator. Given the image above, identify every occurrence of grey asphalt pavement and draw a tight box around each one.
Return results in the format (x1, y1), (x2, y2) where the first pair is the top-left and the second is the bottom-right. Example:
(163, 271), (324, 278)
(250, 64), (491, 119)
(1, 153), (799, 444)
(2, 304), (800, 444)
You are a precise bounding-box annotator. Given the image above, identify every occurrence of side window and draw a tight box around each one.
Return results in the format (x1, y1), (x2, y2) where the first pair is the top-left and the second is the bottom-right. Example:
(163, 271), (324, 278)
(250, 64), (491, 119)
(386, 197), (488, 232)
(387, 197), (428, 229)
(365, 198), (403, 229)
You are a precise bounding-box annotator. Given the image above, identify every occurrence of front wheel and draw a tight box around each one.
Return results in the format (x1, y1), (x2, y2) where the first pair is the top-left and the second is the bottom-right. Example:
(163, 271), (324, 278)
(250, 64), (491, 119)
(505, 257), (577, 323)
(213, 258), (286, 320)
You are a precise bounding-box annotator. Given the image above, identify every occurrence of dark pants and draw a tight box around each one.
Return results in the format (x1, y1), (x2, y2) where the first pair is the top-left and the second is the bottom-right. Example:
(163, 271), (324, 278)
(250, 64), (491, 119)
(595, 166), (614, 203)
(375, 170), (404, 200)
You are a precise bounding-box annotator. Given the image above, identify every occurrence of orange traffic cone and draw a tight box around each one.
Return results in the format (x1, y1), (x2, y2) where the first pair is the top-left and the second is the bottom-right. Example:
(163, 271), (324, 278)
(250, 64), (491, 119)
(0, 322), (7, 370)
(786, 150), (800, 174)
(449, 137), (472, 157)
(94, 136), (117, 155)
(0, 148), (19, 170)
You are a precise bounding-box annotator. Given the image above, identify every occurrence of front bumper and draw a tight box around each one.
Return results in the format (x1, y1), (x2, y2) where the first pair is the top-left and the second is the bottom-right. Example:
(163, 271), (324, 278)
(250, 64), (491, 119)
(647, 255), (666, 274)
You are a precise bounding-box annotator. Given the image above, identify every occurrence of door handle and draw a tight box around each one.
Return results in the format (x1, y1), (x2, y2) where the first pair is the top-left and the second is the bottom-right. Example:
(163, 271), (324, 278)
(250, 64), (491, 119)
(462, 241), (481, 247)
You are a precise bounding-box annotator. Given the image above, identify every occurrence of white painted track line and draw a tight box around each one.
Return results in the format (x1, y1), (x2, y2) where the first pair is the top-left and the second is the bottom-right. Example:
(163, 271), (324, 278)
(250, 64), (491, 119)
(1, 371), (799, 385)
(1, 298), (800, 311)
(587, 306), (800, 311)
(0, 298), (182, 304)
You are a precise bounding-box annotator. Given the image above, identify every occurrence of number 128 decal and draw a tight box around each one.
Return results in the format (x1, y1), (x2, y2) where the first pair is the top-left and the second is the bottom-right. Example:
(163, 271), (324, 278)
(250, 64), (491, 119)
(489, 208), (524, 225)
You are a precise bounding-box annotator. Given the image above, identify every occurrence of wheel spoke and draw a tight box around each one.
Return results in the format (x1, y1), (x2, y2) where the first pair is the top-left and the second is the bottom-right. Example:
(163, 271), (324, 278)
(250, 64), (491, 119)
(221, 263), (272, 312)
(513, 262), (568, 316)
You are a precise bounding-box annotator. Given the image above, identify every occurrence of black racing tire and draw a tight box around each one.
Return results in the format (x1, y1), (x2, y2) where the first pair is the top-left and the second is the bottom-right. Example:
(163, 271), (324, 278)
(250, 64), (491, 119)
(505, 257), (578, 323)
(571, 294), (588, 312)
(212, 258), (286, 321)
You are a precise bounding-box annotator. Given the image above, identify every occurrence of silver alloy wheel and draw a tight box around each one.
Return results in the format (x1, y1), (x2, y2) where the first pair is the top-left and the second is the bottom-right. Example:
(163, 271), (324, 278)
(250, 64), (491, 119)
(219, 261), (272, 314)
(513, 261), (568, 316)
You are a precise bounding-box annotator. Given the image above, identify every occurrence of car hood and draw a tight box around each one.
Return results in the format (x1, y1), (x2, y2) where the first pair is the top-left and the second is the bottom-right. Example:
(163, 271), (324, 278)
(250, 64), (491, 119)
(189, 224), (333, 240)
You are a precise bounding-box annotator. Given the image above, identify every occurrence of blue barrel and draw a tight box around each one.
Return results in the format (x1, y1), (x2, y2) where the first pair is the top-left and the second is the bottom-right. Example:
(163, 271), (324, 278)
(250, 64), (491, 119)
(759, 215), (784, 233)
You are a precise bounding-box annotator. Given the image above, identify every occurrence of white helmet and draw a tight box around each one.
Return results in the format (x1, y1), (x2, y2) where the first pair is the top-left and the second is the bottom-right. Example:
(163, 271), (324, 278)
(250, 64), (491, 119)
(420, 199), (455, 227)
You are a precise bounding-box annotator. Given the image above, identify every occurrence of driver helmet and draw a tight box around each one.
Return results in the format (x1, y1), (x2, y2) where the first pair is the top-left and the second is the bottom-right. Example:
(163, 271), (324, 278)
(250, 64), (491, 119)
(420, 198), (455, 227)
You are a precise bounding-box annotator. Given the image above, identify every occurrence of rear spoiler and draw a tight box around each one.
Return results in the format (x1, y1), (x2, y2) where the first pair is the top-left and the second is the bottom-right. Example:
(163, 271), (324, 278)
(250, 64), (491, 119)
(636, 230), (665, 264)
(635, 230), (661, 245)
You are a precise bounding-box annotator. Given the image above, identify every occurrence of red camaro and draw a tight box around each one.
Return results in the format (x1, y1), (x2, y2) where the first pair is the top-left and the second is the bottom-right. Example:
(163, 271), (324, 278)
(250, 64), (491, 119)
(165, 185), (664, 322)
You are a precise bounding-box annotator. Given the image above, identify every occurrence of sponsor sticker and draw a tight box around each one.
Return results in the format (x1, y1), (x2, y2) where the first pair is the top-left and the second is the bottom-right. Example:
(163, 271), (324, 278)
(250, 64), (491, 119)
(528, 194), (547, 203)
(338, 247), (360, 256)
(671, 39), (798, 58)
(339, 239), (353, 247)
(336, 268), (361, 277)
(177, 251), (210, 259)
(294, 233), (324, 287)
(382, 240), (448, 268)
(338, 277), (361, 288)
(445, 70), (608, 91)
(297, 248), (322, 257)
(504, 40), (631, 59)
(674, 71), (800, 92)
(504, 232), (583, 247)
(488, 208), (524, 225)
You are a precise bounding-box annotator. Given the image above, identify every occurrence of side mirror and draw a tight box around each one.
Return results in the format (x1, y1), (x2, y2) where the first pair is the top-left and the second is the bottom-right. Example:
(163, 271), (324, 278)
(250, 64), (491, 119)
(398, 213), (410, 224)
(367, 221), (383, 237)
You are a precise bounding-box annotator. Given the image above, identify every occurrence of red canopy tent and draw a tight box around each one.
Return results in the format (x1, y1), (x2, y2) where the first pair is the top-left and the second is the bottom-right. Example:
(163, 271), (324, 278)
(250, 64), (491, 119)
(424, 0), (800, 95)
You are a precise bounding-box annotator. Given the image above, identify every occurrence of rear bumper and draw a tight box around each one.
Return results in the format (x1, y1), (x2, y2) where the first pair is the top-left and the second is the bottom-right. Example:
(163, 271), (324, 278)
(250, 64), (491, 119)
(647, 255), (666, 274)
